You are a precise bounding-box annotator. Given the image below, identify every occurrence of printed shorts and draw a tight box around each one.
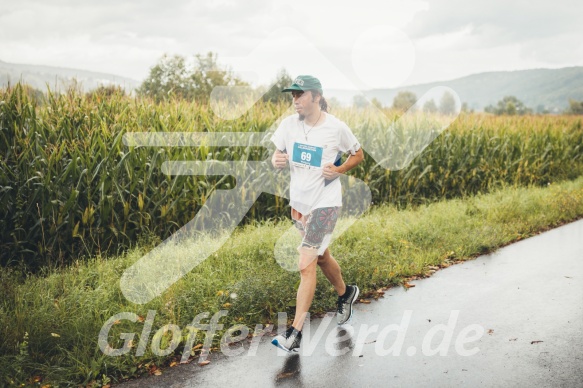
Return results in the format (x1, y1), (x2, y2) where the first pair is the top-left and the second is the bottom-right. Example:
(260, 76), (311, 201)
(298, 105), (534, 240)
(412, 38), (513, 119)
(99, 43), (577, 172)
(291, 206), (340, 256)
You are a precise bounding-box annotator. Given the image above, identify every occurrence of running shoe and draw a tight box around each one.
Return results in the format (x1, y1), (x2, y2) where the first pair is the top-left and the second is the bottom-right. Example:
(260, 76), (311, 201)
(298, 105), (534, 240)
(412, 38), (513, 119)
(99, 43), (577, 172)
(336, 284), (359, 325)
(271, 326), (302, 352)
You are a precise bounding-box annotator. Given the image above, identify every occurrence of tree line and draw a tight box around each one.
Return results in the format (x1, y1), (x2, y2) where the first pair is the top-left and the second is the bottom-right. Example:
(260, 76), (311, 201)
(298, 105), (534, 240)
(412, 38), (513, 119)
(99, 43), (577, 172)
(8, 51), (582, 115)
(137, 51), (292, 105)
(137, 52), (582, 115)
(363, 91), (583, 115)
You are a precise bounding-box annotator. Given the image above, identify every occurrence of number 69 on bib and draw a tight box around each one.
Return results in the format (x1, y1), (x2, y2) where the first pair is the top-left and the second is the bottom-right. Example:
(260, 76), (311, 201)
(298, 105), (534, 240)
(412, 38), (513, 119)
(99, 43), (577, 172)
(292, 142), (323, 168)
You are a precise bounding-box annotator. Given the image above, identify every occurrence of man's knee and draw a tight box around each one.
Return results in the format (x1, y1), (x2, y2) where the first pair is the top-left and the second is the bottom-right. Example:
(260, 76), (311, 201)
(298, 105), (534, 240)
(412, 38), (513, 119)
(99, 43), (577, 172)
(298, 245), (319, 272)
(299, 263), (317, 277)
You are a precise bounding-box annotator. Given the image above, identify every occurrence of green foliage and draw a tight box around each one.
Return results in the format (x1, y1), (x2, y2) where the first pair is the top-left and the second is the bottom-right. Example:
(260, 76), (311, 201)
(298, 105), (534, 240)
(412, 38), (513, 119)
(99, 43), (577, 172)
(87, 84), (126, 100)
(138, 54), (190, 101)
(190, 52), (248, 103)
(138, 52), (247, 103)
(392, 91), (417, 111)
(371, 97), (383, 109)
(439, 91), (457, 115)
(260, 68), (293, 104)
(423, 99), (437, 114)
(567, 99), (583, 114)
(485, 95), (532, 115)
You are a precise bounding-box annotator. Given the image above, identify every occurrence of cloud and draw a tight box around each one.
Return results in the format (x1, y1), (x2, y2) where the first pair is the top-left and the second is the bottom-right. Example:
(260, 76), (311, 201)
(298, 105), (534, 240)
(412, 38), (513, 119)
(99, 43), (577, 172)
(0, 0), (580, 87)
(406, 0), (582, 45)
(519, 33), (583, 65)
(0, 0), (273, 78)
(400, 0), (583, 84)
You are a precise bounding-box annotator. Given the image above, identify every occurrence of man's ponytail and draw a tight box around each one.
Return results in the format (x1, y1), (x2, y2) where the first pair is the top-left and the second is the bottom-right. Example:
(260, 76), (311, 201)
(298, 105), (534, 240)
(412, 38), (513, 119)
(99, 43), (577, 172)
(311, 90), (328, 112)
(319, 96), (328, 112)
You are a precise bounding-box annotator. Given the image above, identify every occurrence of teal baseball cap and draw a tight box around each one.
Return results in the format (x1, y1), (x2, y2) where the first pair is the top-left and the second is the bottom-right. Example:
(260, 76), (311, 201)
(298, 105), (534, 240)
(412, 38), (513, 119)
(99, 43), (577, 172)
(282, 75), (323, 94)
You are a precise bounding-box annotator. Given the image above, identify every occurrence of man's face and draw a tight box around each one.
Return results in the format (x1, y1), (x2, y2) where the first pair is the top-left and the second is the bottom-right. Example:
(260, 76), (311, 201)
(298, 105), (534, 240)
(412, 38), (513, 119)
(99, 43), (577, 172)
(291, 90), (318, 116)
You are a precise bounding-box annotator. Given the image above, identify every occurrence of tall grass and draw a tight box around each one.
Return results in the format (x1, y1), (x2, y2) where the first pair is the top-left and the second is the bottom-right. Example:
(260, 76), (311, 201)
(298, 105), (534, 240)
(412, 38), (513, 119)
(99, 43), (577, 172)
(1, 84), (582, 269)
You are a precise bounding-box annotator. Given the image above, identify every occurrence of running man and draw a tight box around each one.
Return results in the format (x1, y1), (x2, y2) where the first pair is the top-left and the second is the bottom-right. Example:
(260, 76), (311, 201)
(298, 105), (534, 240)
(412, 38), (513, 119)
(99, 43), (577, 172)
(270, 75), (364, 352)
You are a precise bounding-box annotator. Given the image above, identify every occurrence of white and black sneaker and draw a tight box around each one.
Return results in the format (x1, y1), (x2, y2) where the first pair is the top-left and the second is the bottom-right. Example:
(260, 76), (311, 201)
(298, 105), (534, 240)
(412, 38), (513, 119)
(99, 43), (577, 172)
(272, 326), (302, 352)
(336, 285), (359, 325)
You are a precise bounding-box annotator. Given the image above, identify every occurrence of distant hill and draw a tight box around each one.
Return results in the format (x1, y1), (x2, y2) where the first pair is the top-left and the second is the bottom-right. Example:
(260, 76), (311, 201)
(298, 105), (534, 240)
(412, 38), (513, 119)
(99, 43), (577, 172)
(364, 67), (583, 112)
(2, 59), (581, 112)
(0, 59), (139, 93)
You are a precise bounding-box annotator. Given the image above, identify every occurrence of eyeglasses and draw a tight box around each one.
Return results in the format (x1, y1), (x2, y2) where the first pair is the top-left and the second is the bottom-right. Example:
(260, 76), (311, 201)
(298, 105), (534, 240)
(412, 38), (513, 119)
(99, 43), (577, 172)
(291, 91), (304, 98)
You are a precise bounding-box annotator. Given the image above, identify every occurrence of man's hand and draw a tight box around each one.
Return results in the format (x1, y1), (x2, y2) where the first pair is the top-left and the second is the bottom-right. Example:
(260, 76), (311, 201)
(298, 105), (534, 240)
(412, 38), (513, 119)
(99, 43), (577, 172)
(322, 163), (341, 180)
(271, 150), (289, 169)
(322, 148), (364, 180)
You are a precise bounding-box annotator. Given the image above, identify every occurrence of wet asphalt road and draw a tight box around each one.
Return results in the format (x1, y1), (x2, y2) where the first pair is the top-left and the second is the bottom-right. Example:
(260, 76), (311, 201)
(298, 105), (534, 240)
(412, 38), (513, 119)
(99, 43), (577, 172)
(116, 219), (583, 387)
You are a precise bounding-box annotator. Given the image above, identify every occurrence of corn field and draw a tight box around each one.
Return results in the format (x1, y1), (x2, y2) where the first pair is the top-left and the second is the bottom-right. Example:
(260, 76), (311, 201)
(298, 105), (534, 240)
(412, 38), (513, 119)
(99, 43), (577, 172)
(1, 84), (582, 269)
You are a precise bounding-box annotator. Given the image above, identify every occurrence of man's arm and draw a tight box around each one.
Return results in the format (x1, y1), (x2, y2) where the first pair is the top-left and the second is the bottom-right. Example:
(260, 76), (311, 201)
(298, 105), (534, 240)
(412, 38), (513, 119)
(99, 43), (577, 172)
(322, 148), (364, 179)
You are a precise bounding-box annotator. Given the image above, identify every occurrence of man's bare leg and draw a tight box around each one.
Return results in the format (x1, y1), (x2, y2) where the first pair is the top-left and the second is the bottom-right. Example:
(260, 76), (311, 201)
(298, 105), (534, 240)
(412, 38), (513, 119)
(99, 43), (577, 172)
(317, 248), (346, 296)
(290, 248), (349, 331)
(292, 250), (319, 331)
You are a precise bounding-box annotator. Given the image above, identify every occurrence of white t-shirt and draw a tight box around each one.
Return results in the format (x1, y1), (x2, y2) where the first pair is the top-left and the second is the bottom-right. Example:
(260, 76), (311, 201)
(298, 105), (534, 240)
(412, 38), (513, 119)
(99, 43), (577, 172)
(270, 112), (361, 214)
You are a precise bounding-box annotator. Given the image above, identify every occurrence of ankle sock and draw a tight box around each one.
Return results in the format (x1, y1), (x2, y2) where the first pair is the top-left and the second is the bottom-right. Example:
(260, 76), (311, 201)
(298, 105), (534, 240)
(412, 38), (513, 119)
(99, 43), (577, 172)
(339, 285), (352, 299)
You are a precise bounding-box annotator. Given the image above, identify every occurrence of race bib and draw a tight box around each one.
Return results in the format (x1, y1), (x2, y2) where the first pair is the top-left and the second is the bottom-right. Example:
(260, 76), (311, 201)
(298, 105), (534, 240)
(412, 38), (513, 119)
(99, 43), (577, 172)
(292, 142), (323, 168)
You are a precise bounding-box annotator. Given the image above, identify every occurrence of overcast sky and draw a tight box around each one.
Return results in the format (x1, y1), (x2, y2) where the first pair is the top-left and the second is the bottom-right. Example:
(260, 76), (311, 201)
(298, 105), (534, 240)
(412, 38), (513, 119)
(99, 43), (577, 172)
(0, 0), (581, 90)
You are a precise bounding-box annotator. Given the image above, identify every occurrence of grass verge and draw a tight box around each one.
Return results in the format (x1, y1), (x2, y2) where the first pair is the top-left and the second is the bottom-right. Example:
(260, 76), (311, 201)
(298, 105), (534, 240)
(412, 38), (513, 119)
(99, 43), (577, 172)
(2, 176), (583, 386)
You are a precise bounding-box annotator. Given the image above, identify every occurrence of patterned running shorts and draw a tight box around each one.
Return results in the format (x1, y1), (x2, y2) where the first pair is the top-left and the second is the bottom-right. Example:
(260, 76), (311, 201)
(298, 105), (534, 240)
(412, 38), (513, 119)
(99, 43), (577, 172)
(291, 206), (340, 256)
